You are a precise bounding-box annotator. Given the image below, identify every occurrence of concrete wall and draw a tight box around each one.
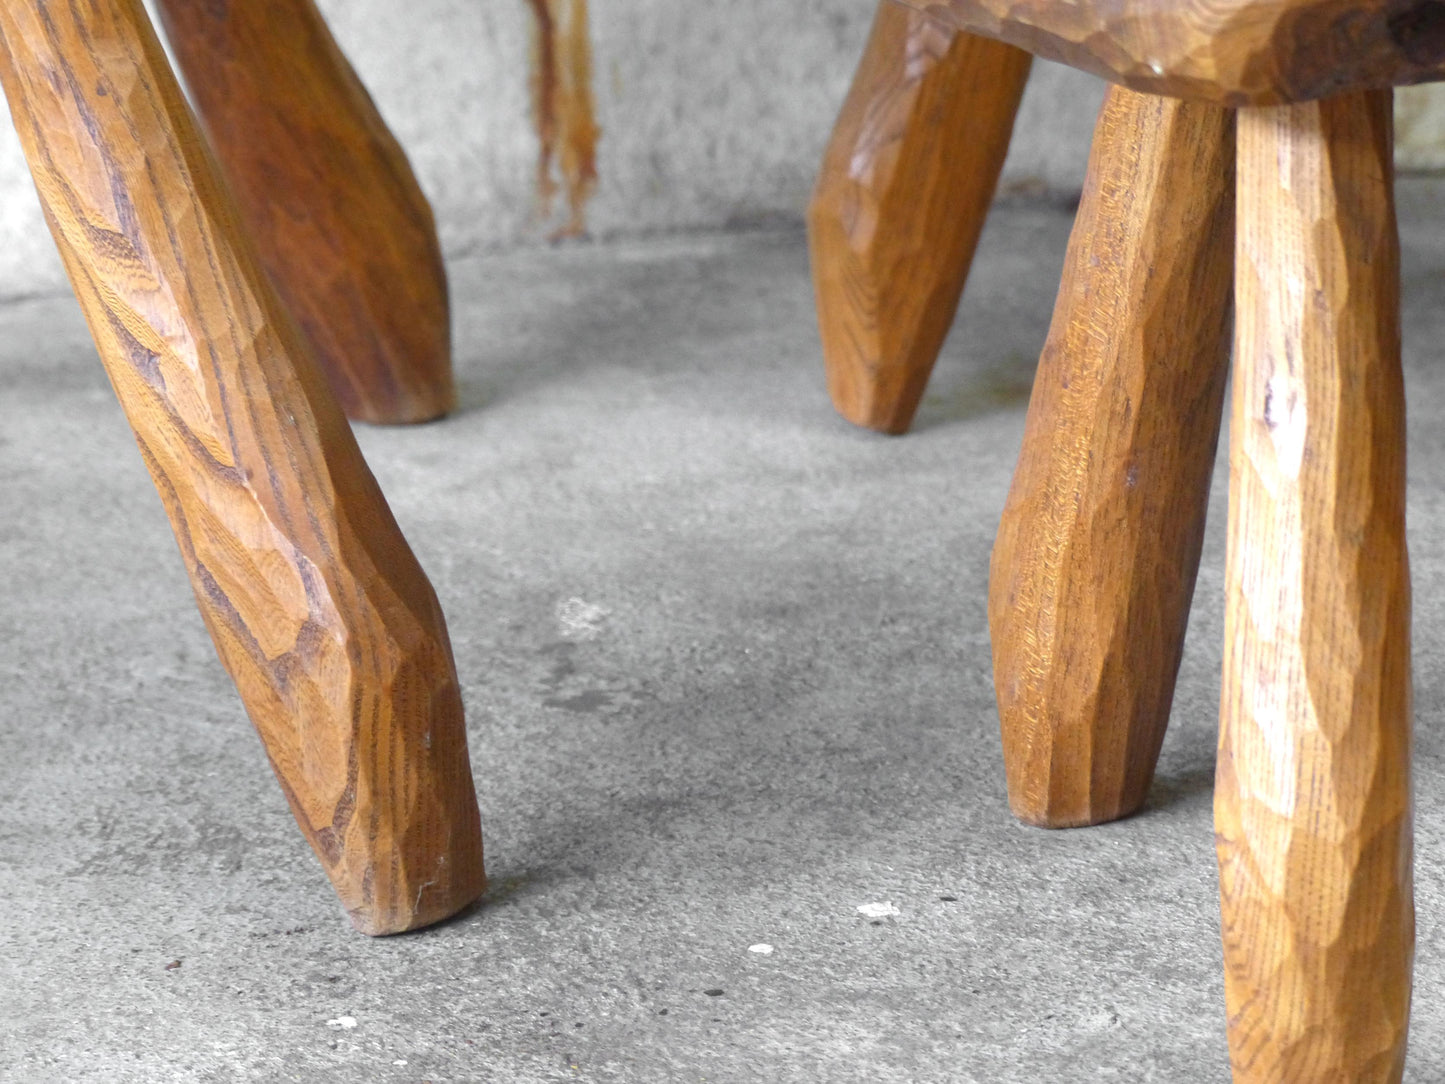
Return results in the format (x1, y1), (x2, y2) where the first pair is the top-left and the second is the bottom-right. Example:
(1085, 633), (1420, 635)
(0, 0), (1441, 300)
(1399, 84), (1445, 170)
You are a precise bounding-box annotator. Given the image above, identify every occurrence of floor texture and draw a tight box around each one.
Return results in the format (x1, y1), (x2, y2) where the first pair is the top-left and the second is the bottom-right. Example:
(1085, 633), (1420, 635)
(4, 182), (1445, 1082)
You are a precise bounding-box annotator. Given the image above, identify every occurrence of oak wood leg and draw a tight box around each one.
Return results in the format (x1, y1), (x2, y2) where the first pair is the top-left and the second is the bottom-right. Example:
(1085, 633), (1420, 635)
(153, 0), (455, 425)
(0, 0), (485, 934)
(988, 86), (1235, 827)
(1218, 89), (1412, 1081)
(807, 3), (1030, 435)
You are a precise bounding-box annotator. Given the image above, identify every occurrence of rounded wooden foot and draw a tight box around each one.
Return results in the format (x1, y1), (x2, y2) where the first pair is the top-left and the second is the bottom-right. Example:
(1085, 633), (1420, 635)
(1218, 89), (1412, 1081)
(0, 0), (485, 934)
(988, 86), (1236, 828)
(808, 3), (1030, 435)
(154, 0), (455, 425)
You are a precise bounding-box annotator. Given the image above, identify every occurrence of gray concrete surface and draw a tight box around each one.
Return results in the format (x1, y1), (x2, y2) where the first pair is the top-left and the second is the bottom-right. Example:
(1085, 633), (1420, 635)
(4, 183), (1445, 1082)
(1400, 85), (1445, 170)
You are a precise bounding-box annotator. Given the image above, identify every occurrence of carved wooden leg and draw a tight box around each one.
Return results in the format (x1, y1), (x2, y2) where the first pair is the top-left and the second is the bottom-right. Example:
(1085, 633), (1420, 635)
(807, 3), (1030, 435)
(988, 87), (1235, 828)
(152, 0), (454, 425)
(0, 0), (485, 934)
(1218, 89), (1412, 1081)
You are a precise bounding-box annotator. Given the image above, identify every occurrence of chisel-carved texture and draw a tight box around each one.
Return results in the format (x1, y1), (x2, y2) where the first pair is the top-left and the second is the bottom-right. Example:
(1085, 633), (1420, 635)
(1217, 89), (1413, 1082)
(154, 0), (455, 424)
(989, 85), (1235, 827)
(809, 5), (1030, 434)
(0, 0), (486, 935)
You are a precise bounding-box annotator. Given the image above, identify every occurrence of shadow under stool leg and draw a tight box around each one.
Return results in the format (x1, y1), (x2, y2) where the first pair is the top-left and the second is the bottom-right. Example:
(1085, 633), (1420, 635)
(153, 0), (455, 425)
(988, 86), (1235, 828)
(0, 0), (485, 934)
(1217, 89), (1412, 1082)
(808, 2), (1031, 435)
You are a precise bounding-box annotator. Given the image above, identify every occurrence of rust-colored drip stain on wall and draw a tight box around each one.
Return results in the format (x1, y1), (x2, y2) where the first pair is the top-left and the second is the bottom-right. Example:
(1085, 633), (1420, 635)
(526, 0), (600, 238)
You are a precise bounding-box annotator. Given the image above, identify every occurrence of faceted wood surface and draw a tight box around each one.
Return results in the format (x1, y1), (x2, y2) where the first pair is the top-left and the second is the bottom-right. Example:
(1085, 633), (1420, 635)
(989, 86), (1235, 827)
(1217, 89), (1413, 1081)
(0, 0), (486, 934)
(808, 4), (1030, 434)
(898, 0), (1445, 105)
(154, 0), (455, 424)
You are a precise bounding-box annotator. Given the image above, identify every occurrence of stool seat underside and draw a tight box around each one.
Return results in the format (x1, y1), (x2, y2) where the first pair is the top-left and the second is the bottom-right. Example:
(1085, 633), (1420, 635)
(900, 0), (1445, 103)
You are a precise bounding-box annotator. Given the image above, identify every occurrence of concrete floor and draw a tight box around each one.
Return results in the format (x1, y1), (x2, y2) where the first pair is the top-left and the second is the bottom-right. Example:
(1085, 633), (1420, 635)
(4, 182), (1445, 1082)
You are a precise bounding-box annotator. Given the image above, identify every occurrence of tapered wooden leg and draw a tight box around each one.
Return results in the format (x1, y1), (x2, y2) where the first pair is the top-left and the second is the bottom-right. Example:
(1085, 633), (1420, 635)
(988, 87), (1235, 828)
(153, 0), (454, 425)
(808, 4), (1030, 435)
(0, 0), (485, 934)
(1218, 90), (1412, 1082)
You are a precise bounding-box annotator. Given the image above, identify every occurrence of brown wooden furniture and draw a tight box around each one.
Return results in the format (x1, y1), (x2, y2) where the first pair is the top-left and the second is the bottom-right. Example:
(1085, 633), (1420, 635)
(153, 0), (455, 425)
(808, 3), (1030, 434)
(814, 0), (1427, 1078)
(0, 1), (1424, 1073)
(0, 0), (484, 935)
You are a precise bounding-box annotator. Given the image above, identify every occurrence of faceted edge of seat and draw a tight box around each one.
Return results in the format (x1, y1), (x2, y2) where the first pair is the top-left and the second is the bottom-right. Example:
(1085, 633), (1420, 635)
(901, 0), (1445, 103)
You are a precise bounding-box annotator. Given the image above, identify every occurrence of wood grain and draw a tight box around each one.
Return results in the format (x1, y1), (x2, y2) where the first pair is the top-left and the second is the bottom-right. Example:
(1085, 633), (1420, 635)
(989, 86), (1235, 827)
(1217, 89), (1413, 1080)
(0, 0), (486, 934)
(808, 6), (1030, 435)
(153, 0), (455, 424)
(898, 0), (1445, 105)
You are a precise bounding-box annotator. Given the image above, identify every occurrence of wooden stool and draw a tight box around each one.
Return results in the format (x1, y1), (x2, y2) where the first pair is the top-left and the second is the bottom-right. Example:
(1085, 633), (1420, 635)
(817, 0), (1434, 1077)
(0, 0), (484, 935)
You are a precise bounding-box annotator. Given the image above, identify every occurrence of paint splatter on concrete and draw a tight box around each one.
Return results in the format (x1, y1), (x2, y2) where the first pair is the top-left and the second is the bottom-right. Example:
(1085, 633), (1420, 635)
(525, 0), (600, 238)
(556, 596), (609, 640)
(857, 902), (901, 919)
